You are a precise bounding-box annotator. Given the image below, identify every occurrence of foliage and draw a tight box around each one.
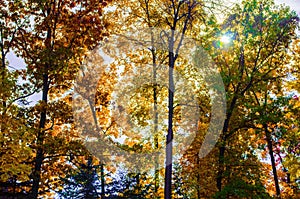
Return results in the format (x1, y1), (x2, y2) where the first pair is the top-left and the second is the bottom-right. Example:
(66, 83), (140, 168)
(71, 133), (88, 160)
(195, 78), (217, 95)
(58, 157), (103, 199)
(107, 171), (151, 199)
(0, 0), (300, 198)
(213, 177), (271, 199)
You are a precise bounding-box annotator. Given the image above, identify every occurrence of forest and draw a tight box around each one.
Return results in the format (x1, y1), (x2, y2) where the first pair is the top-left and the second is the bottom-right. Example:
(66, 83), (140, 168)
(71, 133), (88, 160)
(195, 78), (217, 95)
(0, 0), (299, 198)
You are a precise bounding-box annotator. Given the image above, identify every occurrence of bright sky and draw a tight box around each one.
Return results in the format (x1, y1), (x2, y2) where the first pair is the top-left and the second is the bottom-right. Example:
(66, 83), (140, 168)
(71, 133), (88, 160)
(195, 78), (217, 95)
(275, 0), (300, 15)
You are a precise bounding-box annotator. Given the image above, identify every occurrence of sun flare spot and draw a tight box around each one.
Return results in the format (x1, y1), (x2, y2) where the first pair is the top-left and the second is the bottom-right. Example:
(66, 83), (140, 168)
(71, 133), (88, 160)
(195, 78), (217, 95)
(220, 35), (231, 44)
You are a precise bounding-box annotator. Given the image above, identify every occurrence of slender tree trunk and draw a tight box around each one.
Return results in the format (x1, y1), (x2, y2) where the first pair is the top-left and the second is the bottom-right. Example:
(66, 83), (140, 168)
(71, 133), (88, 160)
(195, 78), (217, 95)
(0, 33), (8, 198)
(261, 86), (281, 197)
(197, 157), (201, 199)
(153, 61), (160, 195)
(217, 145), (225, 192)
(0, 34), (6, 131)
(217, 96), (241, 192)
(144, 0), (160, 194)
(31, 72), (49, 199)
(0, 31), (7, 114)
(136, 173), (141, 195)
(101, 164), (105, 199)
(217, 116), (230, 192)
(164, 34), (175, 199)
(31, 21), (52, 199)
(264, 124), (281, 197)
(143, 0), (160, 194)
(217, 44), (244, 192)
(151, 38), (160, 197)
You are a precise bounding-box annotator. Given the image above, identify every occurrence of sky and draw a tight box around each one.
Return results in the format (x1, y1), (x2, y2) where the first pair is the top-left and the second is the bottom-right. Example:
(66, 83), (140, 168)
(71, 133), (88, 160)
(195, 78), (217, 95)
(275, 0), (300, 15)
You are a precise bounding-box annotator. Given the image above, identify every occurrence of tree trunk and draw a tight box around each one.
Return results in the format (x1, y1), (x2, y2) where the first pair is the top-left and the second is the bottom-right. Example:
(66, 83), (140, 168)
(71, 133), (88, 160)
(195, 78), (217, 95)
(31, 21), (51, 199)
(265, 124), (281, 197)
(151, 40), (160, 197)
(0, 31), (7, 117)
(101, 164), (105, 199)
(217, 116), (231, 192)
(197, 157), (201, 199)
(31, 73), (49, 199)
(217, 44), (244, 192)
(164, 36), (175, 199)
(217, 145), (225, 192)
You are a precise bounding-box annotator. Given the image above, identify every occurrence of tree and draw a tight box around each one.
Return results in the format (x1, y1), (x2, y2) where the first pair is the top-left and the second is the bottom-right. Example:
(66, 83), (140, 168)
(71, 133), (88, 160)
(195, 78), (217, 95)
(59, 156), (104, 199)
(107, 171), (151, 199)
(109, 1), (212, 198)
(2, 0), (300, 198)
(0, 1), (34, 197)
(207, 0), (299, 196)
(13, 0), (112, 197)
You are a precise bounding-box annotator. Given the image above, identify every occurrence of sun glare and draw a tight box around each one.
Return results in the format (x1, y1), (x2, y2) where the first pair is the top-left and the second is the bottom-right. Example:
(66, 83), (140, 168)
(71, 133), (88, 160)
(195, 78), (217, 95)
(220, 35), (231, 44)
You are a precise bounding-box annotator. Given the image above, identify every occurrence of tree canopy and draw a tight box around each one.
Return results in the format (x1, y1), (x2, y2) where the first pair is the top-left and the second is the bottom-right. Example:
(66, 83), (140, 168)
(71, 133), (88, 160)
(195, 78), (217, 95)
(0, 0), (299, 198)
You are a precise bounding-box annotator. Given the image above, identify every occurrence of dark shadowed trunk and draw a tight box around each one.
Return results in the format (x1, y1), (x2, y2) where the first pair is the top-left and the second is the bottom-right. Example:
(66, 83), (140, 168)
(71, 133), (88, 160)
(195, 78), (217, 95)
(31, 17), (51, 199)
(264, 124), (281, 197)
(165, 39), (175, 199)
(31, 73), (49, 199)
(101, 164), (105, 199)
(164, 2), (193, 198)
